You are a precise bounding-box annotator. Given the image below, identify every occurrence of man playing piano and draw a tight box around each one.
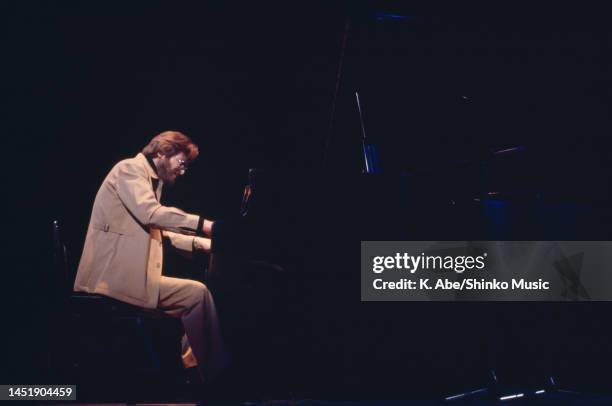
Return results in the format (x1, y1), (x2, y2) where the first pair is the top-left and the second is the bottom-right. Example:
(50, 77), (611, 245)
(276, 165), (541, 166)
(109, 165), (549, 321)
(73, 130), (227, 383)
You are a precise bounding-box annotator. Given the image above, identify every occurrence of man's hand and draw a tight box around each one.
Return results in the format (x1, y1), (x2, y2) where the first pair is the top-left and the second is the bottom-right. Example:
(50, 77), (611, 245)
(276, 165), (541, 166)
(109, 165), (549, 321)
(193, 237), (211, 253)
(202, 219), (214, 236)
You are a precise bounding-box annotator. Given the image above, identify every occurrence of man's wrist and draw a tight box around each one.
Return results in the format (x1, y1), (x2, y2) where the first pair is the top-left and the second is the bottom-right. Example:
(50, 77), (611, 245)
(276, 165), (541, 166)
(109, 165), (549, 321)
(202, 219), (214, 236)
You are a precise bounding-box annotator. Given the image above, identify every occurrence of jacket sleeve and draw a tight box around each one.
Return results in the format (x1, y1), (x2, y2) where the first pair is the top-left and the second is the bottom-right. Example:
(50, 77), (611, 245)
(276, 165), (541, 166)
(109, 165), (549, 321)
(162, 230), (195, 252)
(113, 159), (200, 233)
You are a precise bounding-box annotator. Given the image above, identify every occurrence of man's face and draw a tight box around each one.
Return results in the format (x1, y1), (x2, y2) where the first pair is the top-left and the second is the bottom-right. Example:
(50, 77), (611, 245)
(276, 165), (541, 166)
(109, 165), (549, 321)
(157, 152), (188, 186)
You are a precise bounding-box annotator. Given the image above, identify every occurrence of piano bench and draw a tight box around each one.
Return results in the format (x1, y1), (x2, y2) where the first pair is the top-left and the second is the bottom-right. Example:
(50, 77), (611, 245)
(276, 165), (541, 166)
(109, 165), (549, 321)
(63, 293), (184, 380)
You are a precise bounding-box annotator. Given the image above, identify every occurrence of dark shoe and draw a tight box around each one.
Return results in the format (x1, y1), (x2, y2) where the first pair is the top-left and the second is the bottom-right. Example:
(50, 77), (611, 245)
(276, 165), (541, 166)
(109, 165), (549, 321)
(184, 366), (205, 384)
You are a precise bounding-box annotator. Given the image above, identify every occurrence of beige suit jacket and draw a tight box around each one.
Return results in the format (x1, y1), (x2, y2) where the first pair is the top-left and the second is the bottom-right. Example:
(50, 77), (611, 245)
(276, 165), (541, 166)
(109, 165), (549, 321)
(74, 153), (201, 308)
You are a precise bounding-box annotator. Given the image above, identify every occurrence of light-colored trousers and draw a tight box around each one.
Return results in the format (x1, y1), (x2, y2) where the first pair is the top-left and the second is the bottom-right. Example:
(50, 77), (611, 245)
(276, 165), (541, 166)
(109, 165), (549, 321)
(157, 276), (228, 382)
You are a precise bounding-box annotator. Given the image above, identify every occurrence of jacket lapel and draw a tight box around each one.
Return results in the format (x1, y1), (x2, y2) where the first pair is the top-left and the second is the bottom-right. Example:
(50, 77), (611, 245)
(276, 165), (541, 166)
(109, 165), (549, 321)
(136, 153), (162, 201)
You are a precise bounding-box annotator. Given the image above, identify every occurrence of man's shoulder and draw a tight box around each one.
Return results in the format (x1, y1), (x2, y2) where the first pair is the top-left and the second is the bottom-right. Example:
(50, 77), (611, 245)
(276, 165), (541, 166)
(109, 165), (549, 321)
(111, 154), (147, 175)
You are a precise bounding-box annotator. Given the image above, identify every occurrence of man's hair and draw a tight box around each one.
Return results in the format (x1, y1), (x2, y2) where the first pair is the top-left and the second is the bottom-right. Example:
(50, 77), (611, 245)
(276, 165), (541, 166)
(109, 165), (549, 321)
(142, 131), (199, 163)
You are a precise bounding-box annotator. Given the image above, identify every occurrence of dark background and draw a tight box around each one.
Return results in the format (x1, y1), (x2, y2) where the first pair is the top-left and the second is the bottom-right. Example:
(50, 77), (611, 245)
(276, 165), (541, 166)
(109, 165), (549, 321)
(4, 1), (612, 401)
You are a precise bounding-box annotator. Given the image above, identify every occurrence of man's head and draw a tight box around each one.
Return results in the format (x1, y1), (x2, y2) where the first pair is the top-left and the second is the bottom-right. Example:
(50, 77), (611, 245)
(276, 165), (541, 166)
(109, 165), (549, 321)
(142, 131), (199, 185)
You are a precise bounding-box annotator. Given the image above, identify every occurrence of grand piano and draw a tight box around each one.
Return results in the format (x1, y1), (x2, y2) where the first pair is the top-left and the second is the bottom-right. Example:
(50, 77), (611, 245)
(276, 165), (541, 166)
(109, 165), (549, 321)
(188, 11), (612, 397)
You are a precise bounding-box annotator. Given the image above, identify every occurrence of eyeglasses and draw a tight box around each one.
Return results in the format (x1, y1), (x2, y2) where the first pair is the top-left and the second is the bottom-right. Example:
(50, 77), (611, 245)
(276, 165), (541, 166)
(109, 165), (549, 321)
(177, 158), (188, 174)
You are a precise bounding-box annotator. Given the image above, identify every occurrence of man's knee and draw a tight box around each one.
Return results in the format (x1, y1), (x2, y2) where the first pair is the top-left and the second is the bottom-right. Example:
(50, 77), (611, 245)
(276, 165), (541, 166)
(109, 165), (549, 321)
(158, 277), (212, 317)
(186, 280), (211, 308)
